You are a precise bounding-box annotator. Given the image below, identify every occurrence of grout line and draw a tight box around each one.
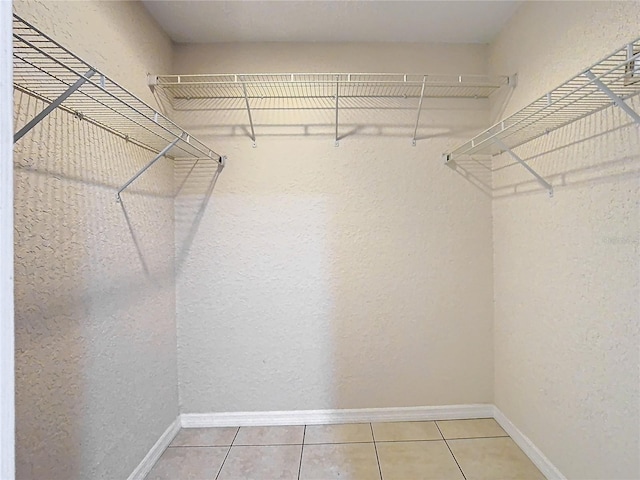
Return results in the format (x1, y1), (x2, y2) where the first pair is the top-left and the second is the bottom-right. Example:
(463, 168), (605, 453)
(435, 421), (467, 480)
(370, 423), (384, 480)
(214, 427), (240, 480)
(304, 441), (374, 445)
(228, 443), (304, 447)
(168, 445), (235, 448)
(297, 425), (306, 480)
(374, 438), (450, 443)
(438, 435), (510, 441)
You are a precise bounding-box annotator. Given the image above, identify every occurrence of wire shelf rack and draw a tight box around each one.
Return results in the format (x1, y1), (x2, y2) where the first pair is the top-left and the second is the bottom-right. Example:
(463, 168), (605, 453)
(150, 72), (510, 147)
(12, 13), (223, 199)
(445, 37), (640, 166)
(150, 73), (509, 103)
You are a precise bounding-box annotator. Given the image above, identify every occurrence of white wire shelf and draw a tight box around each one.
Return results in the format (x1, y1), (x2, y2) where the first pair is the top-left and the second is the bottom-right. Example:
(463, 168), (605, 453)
(444, 36), (640, 196)
(12, 14), (224, 200)
(150, 73), (509, 101)
(150, 72), (509, 147)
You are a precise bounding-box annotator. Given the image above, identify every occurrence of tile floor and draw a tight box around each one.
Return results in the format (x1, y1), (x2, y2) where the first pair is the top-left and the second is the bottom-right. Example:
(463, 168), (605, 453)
(146, 418), (546, 480)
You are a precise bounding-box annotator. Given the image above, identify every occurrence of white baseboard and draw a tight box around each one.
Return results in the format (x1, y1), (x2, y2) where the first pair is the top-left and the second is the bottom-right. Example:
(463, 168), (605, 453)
(180, 405), (565, 480)
(180, 404), (494, 428)
(493, 407), (566, 480)
(127, 416), (181, 480)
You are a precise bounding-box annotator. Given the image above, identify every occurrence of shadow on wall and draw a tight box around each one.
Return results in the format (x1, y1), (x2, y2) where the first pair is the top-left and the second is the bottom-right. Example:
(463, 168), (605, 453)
(121, 153), (223, 277)
(168, 95), (491, 146)
(169, 87), (496, 413)
(174, 158), (224, 273)
(12, 90), (180, 479)
(449, 97), (640, 198)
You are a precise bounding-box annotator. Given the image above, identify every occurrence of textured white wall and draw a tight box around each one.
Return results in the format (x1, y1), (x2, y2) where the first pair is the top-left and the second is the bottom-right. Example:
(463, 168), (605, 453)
(12, 2), (178, 479)
(172, 43), (495, 413)
(490, 2), (640, 479)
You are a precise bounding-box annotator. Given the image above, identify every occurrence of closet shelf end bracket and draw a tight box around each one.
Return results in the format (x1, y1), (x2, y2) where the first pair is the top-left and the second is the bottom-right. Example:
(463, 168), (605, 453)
(492, 137), (553, 197)
(584, 69), (640, 125)
(14, 69), (96, 143)
(116, 135), (182, 202)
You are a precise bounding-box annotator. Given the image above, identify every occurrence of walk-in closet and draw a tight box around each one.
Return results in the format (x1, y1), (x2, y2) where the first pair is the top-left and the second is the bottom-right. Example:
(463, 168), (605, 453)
(1, 1), (639, 479)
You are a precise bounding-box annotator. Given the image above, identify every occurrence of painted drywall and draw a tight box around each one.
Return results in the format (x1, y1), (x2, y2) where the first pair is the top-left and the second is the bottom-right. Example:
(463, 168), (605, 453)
(12, 1), (178, 479)
(490, 2), (640, 479)
(1, 1), (15, 479)
(172, 42), (490, 76)
(171, 43), (495, 413)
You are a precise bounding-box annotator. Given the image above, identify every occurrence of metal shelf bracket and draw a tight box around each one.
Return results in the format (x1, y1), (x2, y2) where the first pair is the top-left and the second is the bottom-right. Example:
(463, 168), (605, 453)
(412, 76), (427, 146)
(585, 69), (640, 125)
(14, 68), (96, 143)
(241, 80), (257, 147)
(116, 135), (182, 202)
(493, 137), (553, 197)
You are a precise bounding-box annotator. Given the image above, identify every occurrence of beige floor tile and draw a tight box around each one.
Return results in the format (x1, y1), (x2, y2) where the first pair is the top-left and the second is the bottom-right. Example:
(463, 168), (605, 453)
(170, 427), (239, 447)
(304, 423), (373, 444)
(376, 440), (464, 480)
(234, 425), (305, 445)
(299, 443), (381, 480)
(448, 437), (546, 480)
(145, 446), (228, 480)
(372, 421), (442, 442)
(217, 445), (302, 480)
(436, 419), (507, 439)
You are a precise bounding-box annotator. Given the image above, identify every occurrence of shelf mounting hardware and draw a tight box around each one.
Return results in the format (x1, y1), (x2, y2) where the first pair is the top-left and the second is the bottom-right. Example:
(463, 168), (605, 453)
(334, 76), (340, 147)
(241, 78), (257, 147)
(116, 135), (182, 202)
(14, 69), (96, 143)
(584, 69), (640, 125)
(412, 76), (427, 146)
(492, 137), (553, 197)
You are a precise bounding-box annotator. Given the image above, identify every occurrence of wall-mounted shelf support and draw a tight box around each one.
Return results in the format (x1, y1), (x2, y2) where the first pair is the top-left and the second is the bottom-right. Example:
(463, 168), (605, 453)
(241, 80), (257, 147)
(116, 135), (182, 202)
(334, 76), (340, 147)
(14, 68), (95, 143)
(492, 137), (553, 197)
(584, 69), (640, 125)
(412, 76), (426, 146)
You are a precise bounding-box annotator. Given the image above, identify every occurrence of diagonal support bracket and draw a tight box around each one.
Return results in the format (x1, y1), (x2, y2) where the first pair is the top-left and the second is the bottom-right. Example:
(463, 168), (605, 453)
(14, 68), (96, 143)
(585, 69), (640, 125)
(116, 135), (182, 202)
(493, 137), (554, 197)
(241, 80), (257, 148)
(412, 76), (426, 146)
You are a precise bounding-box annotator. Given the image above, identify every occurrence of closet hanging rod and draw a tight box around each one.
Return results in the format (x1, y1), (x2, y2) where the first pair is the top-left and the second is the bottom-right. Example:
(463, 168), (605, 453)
(12, 14), (223, 172)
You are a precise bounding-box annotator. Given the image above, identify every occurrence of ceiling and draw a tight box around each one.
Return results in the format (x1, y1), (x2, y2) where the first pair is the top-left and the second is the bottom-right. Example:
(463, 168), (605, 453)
(142, 1), (521, 44)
